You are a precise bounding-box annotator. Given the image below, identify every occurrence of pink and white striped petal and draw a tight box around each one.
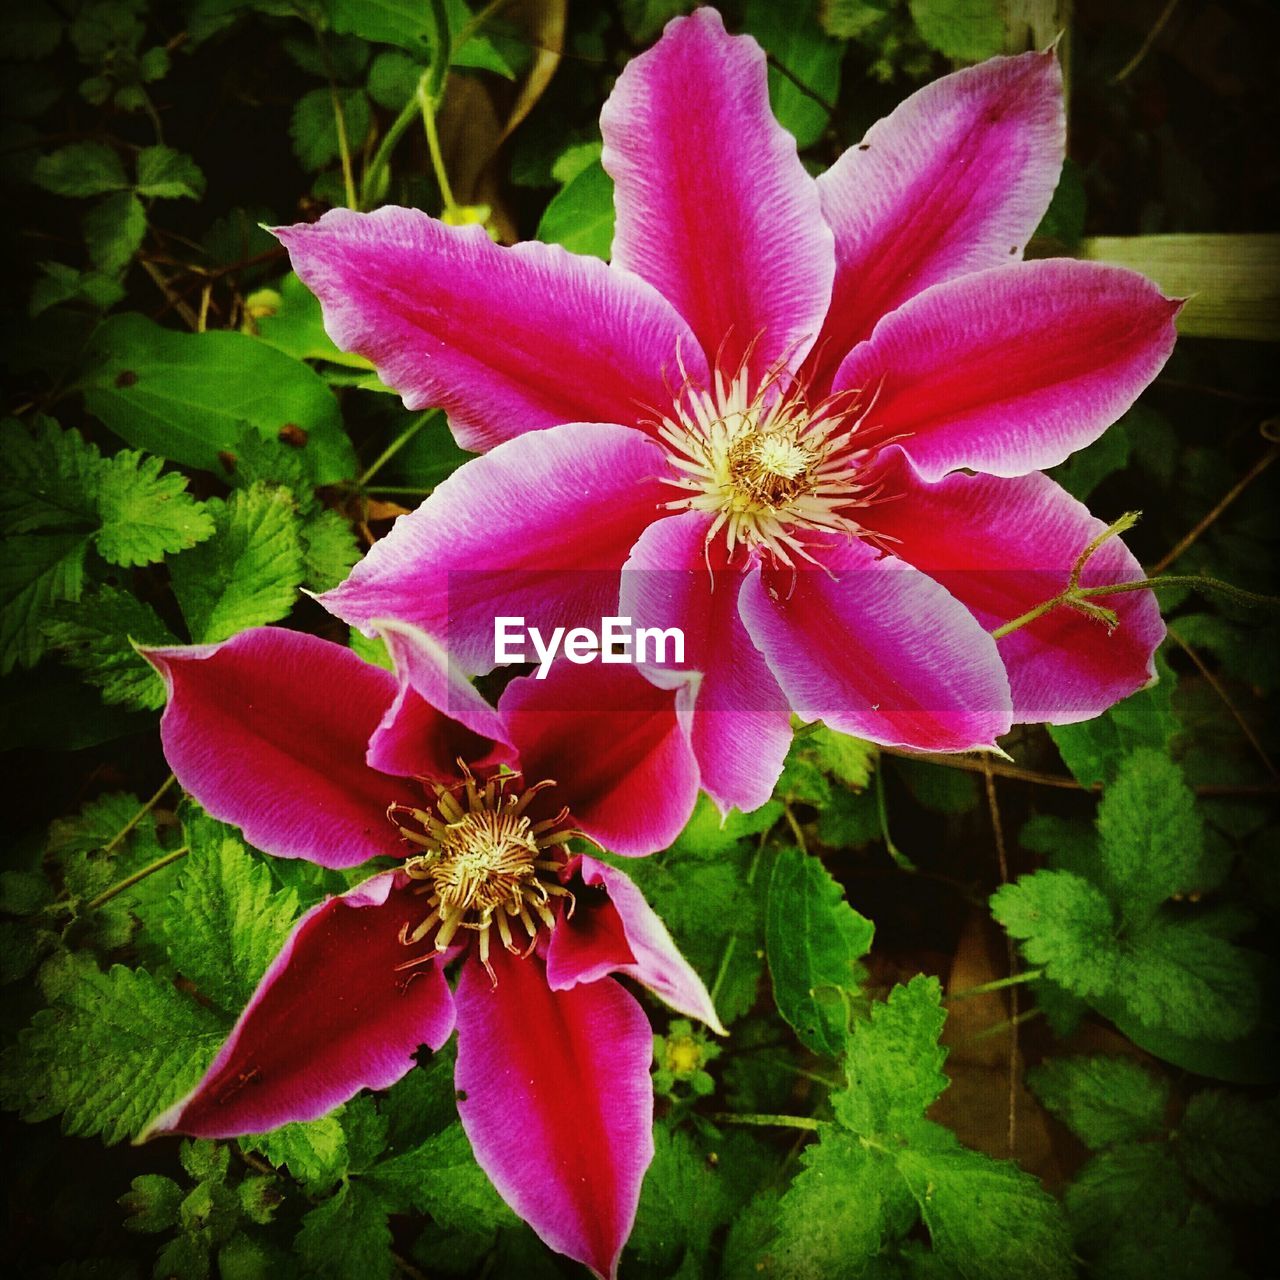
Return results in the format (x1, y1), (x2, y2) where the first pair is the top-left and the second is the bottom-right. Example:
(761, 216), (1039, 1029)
(601, 7), (834, 386)
(833, 259), (1180, 479)
(805, 51), (1064, 392)
(320, 423), (669, 678)
(146, 873), (455, 1139)
(546, 855), (724, 1033)
(738, 533), (1013, 751)
(862, 449), (1165, 724)
(144, 629), (416, 868)
(620, 510), (791, 814)
(277, 208), (706, 451)
(453, 948), (653, 1280)
(497, 659), (700, 857)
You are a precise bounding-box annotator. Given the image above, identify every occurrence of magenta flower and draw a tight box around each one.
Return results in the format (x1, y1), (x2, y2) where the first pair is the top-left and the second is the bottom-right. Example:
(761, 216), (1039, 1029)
(140, 624), (717, 1279)
(279, 9), (1176, 813)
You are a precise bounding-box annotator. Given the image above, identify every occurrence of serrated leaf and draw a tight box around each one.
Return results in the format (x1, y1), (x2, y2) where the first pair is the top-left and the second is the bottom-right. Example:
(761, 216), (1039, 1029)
(767, 847), (873, 1056)
(0, 964), (225, 1144)
(78, 312), (355, 483)
(0, 417), (100, 536)
(45, 585), (178, 710)
(364, 1121), (516, 1232)
(290, 87), (372, 172)
(120, 1173), (183, 1233)
(243, 1115), (348, 1192)
(744, 0), (843, 148)
(670, 793), (782, 859)
(296, 1181), (393, 1280)
(163, 814), (298, 1013)
(302, 508), (361, 592)
(0, 532), (89, 673)
(94, 449), (215, 566)
(536, 157), (615, 260)
(83, 191), (147, 272)
(135, 145), (205, 199)
(1026, 1055), (1169, 1150)
(33, 141), (129, 196)
(245, 272), (373, 370)
(630, 1127), (730, 1268)
(1178, 1090), (1280, 1205)
(832, 974), (947, 1137)
(1065, 1143), (1191, 1248)
(895, 1127), (1074, 1280)
(820, 0), (890, 39)
(907, 0), (1003, 60)
(989, 870), (1118, 998)
(170, 485), (305, 643)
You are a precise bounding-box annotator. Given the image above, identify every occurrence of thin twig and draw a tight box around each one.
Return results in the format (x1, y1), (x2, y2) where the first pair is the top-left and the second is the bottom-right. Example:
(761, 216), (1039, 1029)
(141, 260), (199, 330)
(946, 968), (1044, 1001)
(707, 1112), (822, 1132)
(103, 773), (176, 855)
(84, 847), (189, 912)
(1111, 0), (1181, 84)
(358, 411), (434, 486)
(982, 759), (1018, 1157)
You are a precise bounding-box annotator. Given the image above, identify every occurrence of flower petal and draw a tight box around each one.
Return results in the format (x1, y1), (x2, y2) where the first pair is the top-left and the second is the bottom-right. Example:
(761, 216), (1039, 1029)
(320, 423), (668, 677)
(805, 51), (1065, 392)
(546, 855), (724, 1034)
(454, 948), (653, 1280)
(862, 449), (1165, 724)
(146, 873), (455, 1138)
(601, 7), (834, 384)
(738, 534), (1013, 751)
(277, 208), (706, 451)
(619, 510), (791, 813)
(833, 259), (1180, 479)
(497, 659), (700, 857)
(145, 629), (416, 868)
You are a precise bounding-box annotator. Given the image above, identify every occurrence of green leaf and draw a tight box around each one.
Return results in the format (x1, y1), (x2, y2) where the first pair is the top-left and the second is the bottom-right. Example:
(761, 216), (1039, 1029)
(290, 87), (372, 172)
(120, 1173), (184, 1233)
(135, 145), (206, 199)
(895, 1128), (1074, 1280)
(989, 870), (1118, 998)
(295, 1181), (393, 1280)
(1065, 1143), (1191, 1248)
(1026, 1055), (1169, 1150)
(245, 273), (374, 370)
(766, 846), (873, 1056)
(0, 532), (89, 673)
(78, 313), (356, 483)
(163, 814), (299, 1014)
(33, 141), (129, 196)
(804, 724), (878, 791)
(832, 974), (947, 1138)
(1050, 418), (1132, 501)
(243, 1115), (348, 1192)
(744, 0), (842, 148)
(0, 417), (100, 536)
(0, 964), (225, 1144)
(536, 157), (615, 260)
(670, 793), (782, 859)
(45, 585), (178, 710)
(1035, 156), (1087, 249)
(83, 191), (147, 272)
(907, 0), (1004, 60)
(94, 449), (215, 567)
(169, 485), (305, 643)
(302, 507), (361, 592)
(820, 0), (891, 39)
(3, 1), (63, 59)
(365, 1121), (517, 1231)
(1177, 1090), (1280, 1205)
(630, 1126), (730, 1268)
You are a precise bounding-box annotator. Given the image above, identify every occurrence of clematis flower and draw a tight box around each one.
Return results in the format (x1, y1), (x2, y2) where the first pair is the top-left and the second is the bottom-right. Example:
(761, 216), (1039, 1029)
(278, 8), (1177, 814)
(139, 624), (718, 1280)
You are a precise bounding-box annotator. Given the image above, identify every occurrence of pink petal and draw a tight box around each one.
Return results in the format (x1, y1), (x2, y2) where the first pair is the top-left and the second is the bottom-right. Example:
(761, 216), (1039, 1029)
(619, 510), (791, 813)
(365, 620), (512, 779)
(497, 659), (700, 857)
(601, 7), (834, 385)
(805, 51), (1065, 392)
(145, 629), (417, 868)
(738, 534), (1013, 751)
(276, 209), (706, 451)
(146, 873), (455, 1138)
(546, 855), (725, 1034)
(454, 948), (653, 1280)
(833, 259), (1180, 480)
(862, 449), (1165, 724)
(320, 423), (668, 677)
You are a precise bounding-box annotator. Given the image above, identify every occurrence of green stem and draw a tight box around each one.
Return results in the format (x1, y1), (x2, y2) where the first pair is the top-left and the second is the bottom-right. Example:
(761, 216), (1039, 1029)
(420, 0), (458, 215)
(707, 1112), (822, 1132)
(103, 773), (175, 855)
(358, 411), (434, 486)
(875, 766), (916, 871)
(709, 830), (771, 1006)
(361, 78), (426, 209)
(84, 847), (189, 912)
(964, 1007), (1044, 1045)
(946, 968), (1044, 1001)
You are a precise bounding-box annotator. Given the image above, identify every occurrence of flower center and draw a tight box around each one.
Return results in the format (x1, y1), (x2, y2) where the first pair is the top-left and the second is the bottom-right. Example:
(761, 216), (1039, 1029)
(654, 363), (877, 567)
(388, 770), (577, 981)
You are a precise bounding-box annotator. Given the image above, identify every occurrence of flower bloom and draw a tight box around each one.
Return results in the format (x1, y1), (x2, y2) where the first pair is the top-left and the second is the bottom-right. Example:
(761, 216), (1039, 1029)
(140, 624), (717, 1279)
(279, 8), (1177, 814)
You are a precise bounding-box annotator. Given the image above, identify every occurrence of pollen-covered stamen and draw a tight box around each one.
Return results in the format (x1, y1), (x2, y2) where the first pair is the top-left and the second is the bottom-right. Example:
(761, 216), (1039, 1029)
(388, 768), (578, 983)
(652, 355), (885, 568)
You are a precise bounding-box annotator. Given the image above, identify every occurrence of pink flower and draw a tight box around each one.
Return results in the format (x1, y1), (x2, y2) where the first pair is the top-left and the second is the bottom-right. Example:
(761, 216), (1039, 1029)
(279, 9), (1177, 814)
(140, 625), (717, 1280)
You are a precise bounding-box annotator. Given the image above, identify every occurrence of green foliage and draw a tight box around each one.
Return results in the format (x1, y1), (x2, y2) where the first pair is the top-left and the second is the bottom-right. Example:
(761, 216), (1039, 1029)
(536, 146), (615, 260)
(743, 0), (843, 148)
(906, 0), (1004, 61)
(1026, 1055), (1169, 1149)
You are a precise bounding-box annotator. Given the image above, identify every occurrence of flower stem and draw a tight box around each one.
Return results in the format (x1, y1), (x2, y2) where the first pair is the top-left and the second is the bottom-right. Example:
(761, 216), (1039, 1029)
(84, 847), (189, 912)
(103, 773), (176, 856)
(361, 79), (426, 209)
(358, 410), (434, 486)
(421, 0), (458, 216)
(707, 1112), (822, 1132)
(945, 968), (1044, 1001)
(875, 765), (916, 871)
